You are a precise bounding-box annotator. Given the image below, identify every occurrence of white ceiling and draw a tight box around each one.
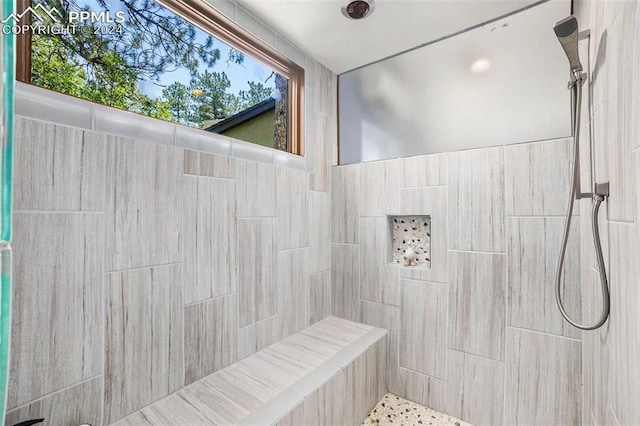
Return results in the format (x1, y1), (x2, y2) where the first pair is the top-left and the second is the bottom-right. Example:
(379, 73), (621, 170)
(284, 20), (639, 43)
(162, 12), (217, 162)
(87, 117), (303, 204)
(236, 0), (545, 74)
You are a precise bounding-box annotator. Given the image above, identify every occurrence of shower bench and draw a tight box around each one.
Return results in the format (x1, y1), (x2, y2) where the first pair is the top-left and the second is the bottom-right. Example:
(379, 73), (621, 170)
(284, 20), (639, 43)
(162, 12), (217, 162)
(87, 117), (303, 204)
(112, 317), (387, 425)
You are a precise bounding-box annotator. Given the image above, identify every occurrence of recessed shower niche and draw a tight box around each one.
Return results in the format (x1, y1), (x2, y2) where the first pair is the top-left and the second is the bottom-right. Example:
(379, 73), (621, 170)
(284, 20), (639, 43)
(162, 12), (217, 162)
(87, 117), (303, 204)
(388, 215), (431, 268)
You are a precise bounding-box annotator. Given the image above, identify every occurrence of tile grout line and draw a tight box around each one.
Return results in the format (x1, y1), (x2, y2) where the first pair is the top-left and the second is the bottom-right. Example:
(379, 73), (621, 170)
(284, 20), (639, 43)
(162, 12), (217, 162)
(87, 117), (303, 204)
(505, 325), (582, 343)
(448, 248), (506, 256)
(105, 261), (184, 275)
(6, 375), (104, 415)
(180, 153), (187, 388)
(100, 132), (108, 426)
(502, 143), (509, 425)
(13, 210), (104, 214)
(183, 173), (236, 182)
(446, 347), (505, 366)
(442, 154), (451, 412)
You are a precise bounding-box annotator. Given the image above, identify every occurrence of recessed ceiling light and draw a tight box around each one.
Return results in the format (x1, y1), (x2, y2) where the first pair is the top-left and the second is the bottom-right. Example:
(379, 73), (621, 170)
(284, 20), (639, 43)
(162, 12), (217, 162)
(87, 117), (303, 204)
(342, 0), (375, 20)
(470, 59), (491, 73)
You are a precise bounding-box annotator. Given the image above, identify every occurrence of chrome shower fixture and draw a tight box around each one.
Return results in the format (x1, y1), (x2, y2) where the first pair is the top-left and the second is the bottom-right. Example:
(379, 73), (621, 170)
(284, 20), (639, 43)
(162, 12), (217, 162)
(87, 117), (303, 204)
(553, 15), (583, 74)
(553, 15), (610, 331)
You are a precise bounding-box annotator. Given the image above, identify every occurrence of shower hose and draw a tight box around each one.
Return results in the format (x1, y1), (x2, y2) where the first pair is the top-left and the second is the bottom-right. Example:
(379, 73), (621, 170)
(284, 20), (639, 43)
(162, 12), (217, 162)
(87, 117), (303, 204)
(555, 70), (610, 330)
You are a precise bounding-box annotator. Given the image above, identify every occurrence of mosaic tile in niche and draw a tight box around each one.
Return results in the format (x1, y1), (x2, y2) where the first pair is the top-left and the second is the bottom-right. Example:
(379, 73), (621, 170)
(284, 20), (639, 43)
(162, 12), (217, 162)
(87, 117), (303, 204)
(390, 215), (431, 268)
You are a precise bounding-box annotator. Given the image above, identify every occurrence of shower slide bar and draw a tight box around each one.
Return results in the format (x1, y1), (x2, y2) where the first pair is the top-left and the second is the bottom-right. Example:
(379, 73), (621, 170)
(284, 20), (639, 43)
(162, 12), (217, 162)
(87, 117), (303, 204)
(553, 15), (610, 331)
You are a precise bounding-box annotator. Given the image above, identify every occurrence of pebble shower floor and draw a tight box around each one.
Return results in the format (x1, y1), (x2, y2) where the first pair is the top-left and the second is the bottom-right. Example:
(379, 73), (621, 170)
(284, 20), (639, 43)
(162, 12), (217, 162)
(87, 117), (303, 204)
(362, 393), (474, 426)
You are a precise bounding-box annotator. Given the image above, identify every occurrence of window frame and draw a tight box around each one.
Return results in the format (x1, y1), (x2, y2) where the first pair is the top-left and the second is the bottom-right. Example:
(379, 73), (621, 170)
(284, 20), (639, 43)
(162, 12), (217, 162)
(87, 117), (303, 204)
(16, 0), (305, 155)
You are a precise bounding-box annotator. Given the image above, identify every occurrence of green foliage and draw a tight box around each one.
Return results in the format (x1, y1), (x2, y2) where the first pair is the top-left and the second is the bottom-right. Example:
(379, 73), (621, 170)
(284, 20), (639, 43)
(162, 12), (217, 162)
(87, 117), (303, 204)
(30, 0), (274, 127)
(161, 82), (192, 124)
(190, 70), (233, 124)
(237, 81), (274, 111)
(31, 36), (86, 97)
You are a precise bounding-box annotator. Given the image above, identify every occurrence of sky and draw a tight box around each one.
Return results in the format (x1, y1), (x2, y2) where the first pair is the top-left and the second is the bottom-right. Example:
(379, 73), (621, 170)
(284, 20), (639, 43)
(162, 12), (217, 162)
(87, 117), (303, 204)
(80, 0), (276, 100)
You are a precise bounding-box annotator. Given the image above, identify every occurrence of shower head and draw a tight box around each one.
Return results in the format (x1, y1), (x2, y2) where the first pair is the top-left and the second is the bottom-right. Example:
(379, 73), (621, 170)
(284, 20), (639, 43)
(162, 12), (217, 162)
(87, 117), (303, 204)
(554, 15), (583, 73)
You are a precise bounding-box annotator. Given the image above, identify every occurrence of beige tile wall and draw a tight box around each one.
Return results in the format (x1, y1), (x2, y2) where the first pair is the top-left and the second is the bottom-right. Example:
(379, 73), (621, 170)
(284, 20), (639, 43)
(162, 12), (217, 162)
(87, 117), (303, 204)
(575, 1), (640, 424)
(7, 44), (335, 424)
(332, 136), (583, 425)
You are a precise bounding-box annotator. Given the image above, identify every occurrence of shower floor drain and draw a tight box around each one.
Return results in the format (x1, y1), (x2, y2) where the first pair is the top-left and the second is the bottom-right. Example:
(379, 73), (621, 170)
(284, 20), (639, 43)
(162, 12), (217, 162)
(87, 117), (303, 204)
(362, 393), (474, 426)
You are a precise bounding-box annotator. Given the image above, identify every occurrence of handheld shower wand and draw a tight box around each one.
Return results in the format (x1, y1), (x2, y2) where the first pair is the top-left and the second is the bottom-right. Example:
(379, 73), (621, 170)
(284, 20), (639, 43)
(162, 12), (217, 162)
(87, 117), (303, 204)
(554, 16), (583, 73)
(553, 15), (610, 331)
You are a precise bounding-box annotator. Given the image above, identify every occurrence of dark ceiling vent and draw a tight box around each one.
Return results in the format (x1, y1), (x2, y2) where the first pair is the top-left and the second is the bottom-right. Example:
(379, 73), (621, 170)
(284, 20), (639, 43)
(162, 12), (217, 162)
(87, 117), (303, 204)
(342, 0), (374, 20)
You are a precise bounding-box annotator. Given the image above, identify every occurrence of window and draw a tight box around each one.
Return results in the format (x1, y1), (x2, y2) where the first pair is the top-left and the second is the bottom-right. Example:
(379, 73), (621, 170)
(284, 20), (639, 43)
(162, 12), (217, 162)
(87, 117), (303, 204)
(15, 0), (304, 154)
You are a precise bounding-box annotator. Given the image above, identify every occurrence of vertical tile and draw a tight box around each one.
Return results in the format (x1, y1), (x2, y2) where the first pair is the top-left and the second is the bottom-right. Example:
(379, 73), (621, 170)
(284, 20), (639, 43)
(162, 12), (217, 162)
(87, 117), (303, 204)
(583, 269), (611, 426)
(305, 90), (317, 133)
(105, 265), (184, 424)
(634, 1), (640, 151)
(275, 403), (306, 426)
(392, 368), (425, 405)
(580, 173), (596, 315)
(448, 146), (505, 252)
(183, 176), (237, 304)
(331, 164), (360, 243)
(361, 300), (398, 393)
(399, 280), (447, 379)
(237, 160), (277, 217)
(602, 2), (637, 222)
(237, 315), (281, 360)
(400, 153), (447, 188)
(322, 367), (348, 426)
(9, 213), (102, 409)
(305, 57), (317, 88)
(306, 128), (316, 173)
(504, 328), (581, 425)
(395, 187), (448, 284)
(359, 161), (387, 217)
(308, 191), (331, 273)
(315, 63), (336, 118)
(422, 375), (447, 413)
(352, 345), (382, 422)
(504, 139), (574, 216)
(507, 217), (581, 339)
(6, 377), (103, 426)
(445, 350), (505, 425)
(310, 271), (331, 324)
(607, 222), (640, 424)
(448, 251), (506, 361)
(383, 159), (401, 214)
(185, 294), (239, 384)
(237, 219), (277, 327)
(359, 218), (399, 306)
(331, 244), (360, 322)
(14, 118), (104, 211)
(392, 367), (446, 412)
(309, 114), (332, 192)
(106, 136), (182, 271)
(276, 166), (308, 250)
(303, 387), (327, 426)
(183, 149), (236, 178)
(278, 248), (310, 337)
(373, 338), (389, 406)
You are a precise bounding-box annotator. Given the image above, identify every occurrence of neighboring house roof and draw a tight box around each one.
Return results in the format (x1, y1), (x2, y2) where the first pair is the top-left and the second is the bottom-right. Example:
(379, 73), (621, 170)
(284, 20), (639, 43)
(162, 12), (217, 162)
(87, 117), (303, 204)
(205, 97), (276, 133)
